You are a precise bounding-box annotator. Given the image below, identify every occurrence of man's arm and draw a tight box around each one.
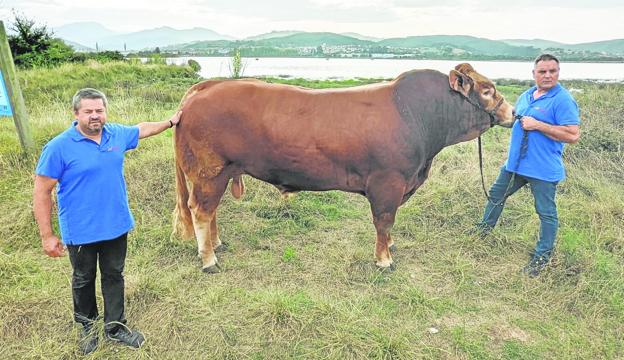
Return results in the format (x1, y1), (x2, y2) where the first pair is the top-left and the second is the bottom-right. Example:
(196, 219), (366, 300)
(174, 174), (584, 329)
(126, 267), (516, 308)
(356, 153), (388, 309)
(33, 175), (65, 257)
(137, 111), (182, 139)
(520, 116), (580, 144)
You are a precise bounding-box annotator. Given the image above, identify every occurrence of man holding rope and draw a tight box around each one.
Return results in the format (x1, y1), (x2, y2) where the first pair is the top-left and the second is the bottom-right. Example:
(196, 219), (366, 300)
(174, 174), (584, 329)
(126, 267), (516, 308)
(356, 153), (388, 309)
(476, 54), (581, 277)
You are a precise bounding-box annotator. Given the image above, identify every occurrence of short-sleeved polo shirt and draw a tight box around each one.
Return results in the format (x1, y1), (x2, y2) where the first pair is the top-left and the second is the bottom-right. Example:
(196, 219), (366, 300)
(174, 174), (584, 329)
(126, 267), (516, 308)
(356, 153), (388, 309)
(505, 83), (580, 182)
(35, 121), (139, 245)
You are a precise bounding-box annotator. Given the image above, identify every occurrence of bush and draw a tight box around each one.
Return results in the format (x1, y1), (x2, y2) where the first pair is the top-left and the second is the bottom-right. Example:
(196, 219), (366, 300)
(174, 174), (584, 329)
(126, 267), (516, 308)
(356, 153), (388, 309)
(187, 59), (201, 72)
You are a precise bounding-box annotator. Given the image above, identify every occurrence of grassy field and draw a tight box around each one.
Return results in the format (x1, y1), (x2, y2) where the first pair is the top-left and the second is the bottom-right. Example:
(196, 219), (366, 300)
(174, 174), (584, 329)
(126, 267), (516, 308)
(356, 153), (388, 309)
(0, 61), (622, 359)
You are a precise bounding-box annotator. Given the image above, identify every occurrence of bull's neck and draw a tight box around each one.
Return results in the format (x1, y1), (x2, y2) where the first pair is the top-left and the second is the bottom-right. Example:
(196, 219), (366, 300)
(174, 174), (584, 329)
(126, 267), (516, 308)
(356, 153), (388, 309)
(424, 91), (492, 156)
(392, 71), (493, 160)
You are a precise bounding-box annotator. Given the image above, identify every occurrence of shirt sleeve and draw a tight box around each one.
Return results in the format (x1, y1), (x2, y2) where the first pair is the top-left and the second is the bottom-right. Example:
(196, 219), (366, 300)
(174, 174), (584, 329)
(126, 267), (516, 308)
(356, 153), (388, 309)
(554, 95), (581, 126)
(35, 142), (64, 180)
(122, 124), (140, 151)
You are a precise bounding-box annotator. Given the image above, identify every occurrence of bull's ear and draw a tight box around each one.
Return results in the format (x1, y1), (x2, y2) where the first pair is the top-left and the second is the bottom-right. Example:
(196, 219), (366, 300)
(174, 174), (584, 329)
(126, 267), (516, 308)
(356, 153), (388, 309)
(449, 69), (473, 97)
(455, 63), (475, 74)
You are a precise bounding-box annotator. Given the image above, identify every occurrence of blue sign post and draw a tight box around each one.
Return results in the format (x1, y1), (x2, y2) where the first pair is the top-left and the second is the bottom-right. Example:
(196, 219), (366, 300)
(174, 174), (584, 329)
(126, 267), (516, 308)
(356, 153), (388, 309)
(0, 70), (13, 117)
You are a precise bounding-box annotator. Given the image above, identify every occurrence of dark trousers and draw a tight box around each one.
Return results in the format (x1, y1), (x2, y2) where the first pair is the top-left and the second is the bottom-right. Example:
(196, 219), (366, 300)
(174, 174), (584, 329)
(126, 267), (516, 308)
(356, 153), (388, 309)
(67, 233), (127, 333)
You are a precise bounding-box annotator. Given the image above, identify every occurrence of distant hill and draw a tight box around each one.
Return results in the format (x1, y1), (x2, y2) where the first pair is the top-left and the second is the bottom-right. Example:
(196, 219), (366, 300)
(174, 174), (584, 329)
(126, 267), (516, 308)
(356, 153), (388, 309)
(256, 32), (373, 47)
(502, 38), (624, 56)
(62, 39), (94, 52)
(98, 26), (235, 51)
(245, 31), (303, 41)
(501, 39), (568, 49)
(568, 39), (624, 55)
(54, 22), (234, 51)
(341, 32), (382, 42)
(54, 22), (119, 49)
(379, 35), (538, 57)
(165, 39), (232, 51)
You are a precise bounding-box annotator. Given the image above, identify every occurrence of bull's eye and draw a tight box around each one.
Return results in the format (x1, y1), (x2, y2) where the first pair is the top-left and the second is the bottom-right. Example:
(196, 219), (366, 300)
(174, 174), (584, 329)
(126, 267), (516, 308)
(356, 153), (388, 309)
(481, 88), (493, 97)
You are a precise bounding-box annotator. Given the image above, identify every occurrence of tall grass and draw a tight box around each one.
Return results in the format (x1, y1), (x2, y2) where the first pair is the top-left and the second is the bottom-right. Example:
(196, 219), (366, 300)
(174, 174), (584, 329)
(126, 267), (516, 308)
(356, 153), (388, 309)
(0, 62), (622, 359)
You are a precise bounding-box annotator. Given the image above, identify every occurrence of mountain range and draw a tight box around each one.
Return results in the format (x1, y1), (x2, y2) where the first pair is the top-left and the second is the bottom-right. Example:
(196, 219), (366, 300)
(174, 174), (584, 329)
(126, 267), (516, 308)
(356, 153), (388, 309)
(54, 22), (234, 51)
(51, 22), (624, 58)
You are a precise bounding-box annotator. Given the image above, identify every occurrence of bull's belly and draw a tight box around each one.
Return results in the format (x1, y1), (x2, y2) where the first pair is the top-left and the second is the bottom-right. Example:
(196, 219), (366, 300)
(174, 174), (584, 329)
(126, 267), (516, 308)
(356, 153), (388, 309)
(245, 166), (366, 194)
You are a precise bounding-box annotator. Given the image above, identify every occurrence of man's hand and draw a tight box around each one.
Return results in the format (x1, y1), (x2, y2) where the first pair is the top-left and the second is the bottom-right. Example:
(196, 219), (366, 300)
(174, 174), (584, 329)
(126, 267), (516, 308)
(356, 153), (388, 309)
(519, 116), (580, 143)
(169, 110), (182, 127)
(42, 234), (65, 257)
(138, 110), (183, 139)
(519, 116), (542, 131)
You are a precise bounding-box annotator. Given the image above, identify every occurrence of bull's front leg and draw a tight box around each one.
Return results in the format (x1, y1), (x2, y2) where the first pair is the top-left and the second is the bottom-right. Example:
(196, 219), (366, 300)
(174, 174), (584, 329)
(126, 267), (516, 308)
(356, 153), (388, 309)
(366, 171), (406, 270)
(373, 213), (397, 269)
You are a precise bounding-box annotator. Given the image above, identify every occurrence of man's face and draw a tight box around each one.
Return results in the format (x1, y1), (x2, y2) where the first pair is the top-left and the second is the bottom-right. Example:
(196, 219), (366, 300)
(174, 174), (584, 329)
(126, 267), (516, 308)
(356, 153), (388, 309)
(532, 60), (560, 92)
(74, 98), (107, 136)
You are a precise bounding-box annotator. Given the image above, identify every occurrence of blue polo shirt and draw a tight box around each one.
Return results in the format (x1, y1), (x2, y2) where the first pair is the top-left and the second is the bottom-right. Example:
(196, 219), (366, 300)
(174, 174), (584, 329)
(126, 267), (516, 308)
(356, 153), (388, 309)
(35, 121), (140, 245)
(505, 83), (580, 182)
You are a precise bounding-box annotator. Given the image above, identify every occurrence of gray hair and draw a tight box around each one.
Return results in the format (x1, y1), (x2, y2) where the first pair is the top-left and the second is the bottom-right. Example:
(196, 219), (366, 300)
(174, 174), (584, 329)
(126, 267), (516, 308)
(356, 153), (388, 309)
(534, 53), (560, 66)
(72, 88), (108, 112)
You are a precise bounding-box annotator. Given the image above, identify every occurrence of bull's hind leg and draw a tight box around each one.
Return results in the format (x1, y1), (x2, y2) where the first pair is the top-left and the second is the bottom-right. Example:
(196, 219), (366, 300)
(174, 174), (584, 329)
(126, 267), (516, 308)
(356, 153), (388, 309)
(366, 172), (406, 270)
(187, 177), (228, 273)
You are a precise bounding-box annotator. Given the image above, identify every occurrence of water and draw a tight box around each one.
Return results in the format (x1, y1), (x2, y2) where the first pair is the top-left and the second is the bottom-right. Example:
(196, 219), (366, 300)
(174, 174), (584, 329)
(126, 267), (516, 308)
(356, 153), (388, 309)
(167, 56), (624, 81)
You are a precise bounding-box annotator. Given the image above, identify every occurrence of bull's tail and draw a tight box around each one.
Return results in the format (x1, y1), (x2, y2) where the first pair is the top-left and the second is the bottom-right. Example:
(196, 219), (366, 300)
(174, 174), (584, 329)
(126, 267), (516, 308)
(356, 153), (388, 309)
(172, 160), (195, 240)
(230, 175), (245, 199)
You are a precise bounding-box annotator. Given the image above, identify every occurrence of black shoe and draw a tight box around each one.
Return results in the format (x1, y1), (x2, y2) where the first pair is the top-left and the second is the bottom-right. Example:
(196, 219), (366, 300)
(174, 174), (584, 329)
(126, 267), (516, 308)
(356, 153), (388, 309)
(470, 223), (493, 239)
(79, 327), (98, 355)
(106, 326), (145, 349)
(522, 256), (549, 277)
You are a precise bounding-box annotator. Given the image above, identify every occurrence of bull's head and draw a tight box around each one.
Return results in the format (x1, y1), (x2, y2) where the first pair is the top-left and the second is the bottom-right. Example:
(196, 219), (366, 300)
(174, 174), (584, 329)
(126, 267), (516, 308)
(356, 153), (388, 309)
(449, 63), (515, 128)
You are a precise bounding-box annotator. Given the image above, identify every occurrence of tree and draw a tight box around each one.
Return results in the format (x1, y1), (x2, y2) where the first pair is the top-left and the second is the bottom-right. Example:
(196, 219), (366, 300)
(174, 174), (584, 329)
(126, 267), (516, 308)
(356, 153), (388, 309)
(8, 13), (75, 68)
(229, 48), (244, 79)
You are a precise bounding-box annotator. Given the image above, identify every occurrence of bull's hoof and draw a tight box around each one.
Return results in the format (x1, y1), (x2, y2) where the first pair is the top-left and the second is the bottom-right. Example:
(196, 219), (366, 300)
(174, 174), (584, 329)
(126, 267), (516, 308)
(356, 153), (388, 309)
(202, 264), (221, 274)
(389, 244), (397, 252)
(375, 263), (396, 272)
(215, 242), (229, 253)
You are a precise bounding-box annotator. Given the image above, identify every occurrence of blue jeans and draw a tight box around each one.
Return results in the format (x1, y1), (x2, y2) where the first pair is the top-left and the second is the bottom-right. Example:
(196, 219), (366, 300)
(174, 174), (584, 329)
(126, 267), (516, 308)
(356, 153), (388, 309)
(479, 166), (559, 259)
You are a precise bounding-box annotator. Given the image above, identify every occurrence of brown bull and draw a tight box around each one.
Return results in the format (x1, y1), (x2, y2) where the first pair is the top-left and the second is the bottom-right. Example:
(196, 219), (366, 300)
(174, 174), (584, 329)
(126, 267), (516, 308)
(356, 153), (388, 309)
(173, 63), (515, 273)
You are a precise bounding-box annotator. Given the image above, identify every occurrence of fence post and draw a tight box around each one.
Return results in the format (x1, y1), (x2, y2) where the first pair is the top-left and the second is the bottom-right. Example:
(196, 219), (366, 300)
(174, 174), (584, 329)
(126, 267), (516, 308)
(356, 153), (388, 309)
(0, 20), (34, 153)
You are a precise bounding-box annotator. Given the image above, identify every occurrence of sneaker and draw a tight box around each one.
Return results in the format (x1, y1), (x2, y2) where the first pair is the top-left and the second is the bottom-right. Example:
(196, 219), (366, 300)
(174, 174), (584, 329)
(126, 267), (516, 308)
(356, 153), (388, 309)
(470, 223), (493, 239)
(79, 327), (98, 355)
(522, 256), (549, 277)
(106, 326), (145, 349)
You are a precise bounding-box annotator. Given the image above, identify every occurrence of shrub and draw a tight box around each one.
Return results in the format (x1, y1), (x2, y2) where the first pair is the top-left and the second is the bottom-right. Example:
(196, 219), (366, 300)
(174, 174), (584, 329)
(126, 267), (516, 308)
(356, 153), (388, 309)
(187, 59), (201, 72)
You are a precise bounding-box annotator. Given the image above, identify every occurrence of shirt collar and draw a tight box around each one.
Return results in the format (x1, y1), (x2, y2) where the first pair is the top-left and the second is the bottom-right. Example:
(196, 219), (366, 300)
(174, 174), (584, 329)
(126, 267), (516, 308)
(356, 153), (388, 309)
(529, 83), (562, 100)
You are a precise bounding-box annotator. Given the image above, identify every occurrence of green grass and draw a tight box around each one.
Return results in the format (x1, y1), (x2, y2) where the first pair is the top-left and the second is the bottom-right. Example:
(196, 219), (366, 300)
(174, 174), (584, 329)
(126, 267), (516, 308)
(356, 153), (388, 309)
(0, 61), (622, 359)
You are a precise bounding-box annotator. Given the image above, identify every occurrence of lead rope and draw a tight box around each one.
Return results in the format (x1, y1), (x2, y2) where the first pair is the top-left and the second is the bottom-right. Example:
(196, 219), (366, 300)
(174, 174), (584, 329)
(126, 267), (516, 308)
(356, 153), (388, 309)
(478, 115), (528, 206)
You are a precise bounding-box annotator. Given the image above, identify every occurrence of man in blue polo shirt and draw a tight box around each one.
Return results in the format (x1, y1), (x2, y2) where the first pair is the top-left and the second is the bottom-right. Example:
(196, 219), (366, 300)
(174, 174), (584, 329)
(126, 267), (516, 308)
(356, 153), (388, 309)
(33, 88), (181, 354)
(477, 54), (581, 277)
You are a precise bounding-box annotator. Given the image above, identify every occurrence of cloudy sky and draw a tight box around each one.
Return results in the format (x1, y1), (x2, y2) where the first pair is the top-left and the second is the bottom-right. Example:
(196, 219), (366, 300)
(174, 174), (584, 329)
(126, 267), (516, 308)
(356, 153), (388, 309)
(1, 0), (623, 43)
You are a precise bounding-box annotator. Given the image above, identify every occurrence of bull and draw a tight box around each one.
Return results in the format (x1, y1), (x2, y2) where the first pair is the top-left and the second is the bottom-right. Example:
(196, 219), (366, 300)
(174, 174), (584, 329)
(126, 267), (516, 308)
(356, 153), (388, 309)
(173, 63), (515, 273)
